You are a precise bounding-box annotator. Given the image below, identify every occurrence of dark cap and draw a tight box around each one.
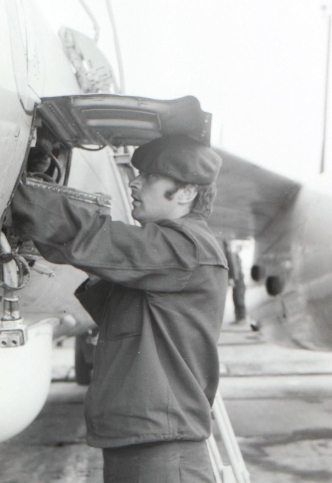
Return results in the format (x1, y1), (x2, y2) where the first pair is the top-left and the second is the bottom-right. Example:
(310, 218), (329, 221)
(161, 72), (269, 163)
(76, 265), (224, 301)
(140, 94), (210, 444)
(131, 135), (222, 185)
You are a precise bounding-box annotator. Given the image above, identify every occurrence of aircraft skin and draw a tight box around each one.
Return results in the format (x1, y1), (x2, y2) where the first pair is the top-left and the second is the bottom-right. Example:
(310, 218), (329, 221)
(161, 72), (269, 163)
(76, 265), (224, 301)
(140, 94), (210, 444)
(0, 0), (134, 442)
(1, 0), (332, 445)
(0, 0), (67, 443)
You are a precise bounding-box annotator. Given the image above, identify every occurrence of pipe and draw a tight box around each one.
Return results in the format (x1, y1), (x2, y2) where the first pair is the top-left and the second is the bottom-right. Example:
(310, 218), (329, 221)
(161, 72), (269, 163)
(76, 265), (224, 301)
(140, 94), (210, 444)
(78, 0), (100, 43)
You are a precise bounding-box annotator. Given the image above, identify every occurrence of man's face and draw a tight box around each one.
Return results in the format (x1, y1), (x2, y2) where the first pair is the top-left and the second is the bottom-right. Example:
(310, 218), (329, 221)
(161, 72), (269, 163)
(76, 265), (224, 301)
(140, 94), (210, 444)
(129, 172), (180, 224)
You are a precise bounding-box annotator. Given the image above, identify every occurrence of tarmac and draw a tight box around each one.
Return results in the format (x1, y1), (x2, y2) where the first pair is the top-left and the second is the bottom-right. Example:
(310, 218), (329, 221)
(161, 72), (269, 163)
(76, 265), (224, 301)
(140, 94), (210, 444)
(219, 322), (332, 378)
(216, 318), (332, 483)
(49, 316), (332, 483)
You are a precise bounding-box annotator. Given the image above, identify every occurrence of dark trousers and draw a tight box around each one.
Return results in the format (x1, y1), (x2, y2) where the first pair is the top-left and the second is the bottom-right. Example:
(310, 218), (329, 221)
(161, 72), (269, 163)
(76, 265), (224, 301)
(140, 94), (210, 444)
(233, 278), (246, 321)
(103, 440), (215, 483)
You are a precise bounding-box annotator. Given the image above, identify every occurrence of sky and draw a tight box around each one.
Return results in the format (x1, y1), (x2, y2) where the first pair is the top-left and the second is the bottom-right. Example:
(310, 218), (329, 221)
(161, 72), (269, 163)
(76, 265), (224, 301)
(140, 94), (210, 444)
(34, 0), (332, 183)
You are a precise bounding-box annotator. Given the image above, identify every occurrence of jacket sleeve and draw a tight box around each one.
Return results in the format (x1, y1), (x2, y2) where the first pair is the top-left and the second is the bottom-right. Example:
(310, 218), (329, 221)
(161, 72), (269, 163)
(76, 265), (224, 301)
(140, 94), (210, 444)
(11, 183), (198, 292)
(75, 278), (113, 326)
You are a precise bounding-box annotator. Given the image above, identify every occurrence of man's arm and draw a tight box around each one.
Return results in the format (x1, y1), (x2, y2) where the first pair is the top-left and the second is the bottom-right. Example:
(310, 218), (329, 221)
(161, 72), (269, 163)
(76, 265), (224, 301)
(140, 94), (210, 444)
(12, 182), (198, 292)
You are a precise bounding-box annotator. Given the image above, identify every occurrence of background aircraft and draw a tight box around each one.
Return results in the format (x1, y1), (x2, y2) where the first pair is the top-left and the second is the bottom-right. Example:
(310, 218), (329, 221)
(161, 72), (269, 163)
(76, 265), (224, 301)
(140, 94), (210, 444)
(210, 151), (332, 352)
(1, 0), (332, 445)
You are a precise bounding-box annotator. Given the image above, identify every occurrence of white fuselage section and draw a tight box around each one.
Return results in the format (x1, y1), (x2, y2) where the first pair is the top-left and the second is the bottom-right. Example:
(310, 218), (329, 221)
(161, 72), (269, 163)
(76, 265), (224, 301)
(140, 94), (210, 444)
(0, 0), (133, 442)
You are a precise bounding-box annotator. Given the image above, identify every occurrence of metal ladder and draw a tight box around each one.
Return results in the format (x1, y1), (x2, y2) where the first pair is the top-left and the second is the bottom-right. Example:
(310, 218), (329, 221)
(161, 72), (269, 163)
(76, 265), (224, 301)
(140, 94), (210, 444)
(207, 389), (251, 483)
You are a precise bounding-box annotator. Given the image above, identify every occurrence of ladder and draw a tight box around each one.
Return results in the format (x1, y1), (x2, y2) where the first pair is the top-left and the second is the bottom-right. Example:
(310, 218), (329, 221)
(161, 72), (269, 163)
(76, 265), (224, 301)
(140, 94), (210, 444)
(207, 389), (251, 483)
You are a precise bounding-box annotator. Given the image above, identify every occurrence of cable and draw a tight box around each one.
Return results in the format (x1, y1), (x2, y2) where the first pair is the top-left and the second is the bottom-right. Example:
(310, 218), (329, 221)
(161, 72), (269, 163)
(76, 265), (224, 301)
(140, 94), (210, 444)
(47, 151), (62, 183)
(0, 253), (31, 291)
(77, 144), (106, 151)
(78, 0), (100, 42)
(104, 0), (125, 93)
(63, 149), (72, 186)
(28, 172), (56, 183)
(35, 145), (62, 183)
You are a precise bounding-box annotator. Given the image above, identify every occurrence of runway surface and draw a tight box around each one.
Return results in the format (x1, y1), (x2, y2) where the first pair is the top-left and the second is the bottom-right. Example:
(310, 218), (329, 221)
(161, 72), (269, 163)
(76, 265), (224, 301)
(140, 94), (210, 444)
(1, 322), (332, 483)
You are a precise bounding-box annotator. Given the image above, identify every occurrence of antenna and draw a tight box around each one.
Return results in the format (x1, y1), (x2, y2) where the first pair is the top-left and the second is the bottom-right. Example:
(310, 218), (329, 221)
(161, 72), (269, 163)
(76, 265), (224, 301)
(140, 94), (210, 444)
(104, 0), (125, 94)
(320, 2), (332, 173)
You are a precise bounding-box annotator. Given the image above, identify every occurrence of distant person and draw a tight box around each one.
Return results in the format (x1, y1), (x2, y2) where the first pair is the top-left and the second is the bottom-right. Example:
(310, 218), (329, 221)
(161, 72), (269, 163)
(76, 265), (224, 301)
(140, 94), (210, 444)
(12, 135), (228, 482)
(224, 243), (247, 323)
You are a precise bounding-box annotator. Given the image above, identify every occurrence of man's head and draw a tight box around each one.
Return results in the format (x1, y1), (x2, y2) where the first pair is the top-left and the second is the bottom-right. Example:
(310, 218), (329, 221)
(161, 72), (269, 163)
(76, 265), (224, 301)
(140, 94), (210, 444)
(129, 135), (222, 225)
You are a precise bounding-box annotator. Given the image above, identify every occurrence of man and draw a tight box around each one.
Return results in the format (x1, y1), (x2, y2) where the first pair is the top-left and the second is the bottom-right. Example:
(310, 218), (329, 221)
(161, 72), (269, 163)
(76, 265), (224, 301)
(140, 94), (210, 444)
(224, 243), (247, 323)
(12, 135), (228, 482)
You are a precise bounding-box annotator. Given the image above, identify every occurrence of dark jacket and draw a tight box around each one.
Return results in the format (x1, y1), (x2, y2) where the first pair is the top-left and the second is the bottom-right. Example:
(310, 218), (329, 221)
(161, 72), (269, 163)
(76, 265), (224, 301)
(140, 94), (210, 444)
(12, 183), (228, 448)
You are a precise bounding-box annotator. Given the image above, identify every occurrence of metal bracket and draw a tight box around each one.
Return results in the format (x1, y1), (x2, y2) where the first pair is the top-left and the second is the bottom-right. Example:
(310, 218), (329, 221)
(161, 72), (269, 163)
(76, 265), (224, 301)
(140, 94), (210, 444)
(0, 319), (28, 348)
(0, 231), (29, 347)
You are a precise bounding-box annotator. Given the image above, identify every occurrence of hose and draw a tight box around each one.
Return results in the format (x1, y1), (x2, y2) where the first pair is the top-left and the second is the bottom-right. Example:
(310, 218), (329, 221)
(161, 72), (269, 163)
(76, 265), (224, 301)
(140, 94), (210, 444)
(0, 232), (31, 291)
